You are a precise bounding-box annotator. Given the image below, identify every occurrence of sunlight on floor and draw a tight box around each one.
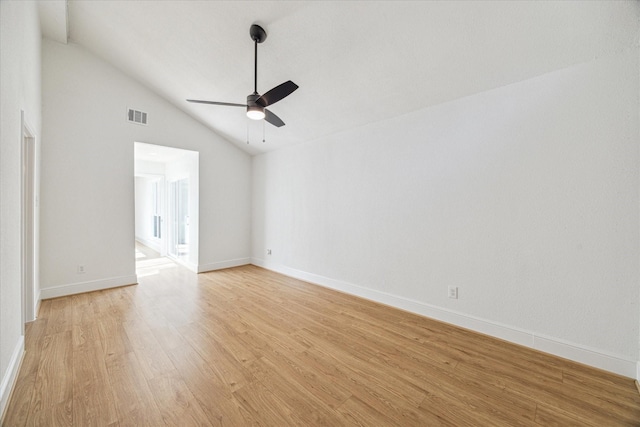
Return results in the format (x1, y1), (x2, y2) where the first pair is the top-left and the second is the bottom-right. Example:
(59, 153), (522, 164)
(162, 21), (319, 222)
(135, 242), (176, 277)
(136, 260), (178, 277)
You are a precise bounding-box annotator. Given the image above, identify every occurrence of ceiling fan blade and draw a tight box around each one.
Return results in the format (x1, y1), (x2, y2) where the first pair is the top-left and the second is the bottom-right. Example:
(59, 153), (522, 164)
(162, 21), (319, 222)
(256, 80), (299, 107)
(264, 109), (285, 127)
(186, 99), (246, 107)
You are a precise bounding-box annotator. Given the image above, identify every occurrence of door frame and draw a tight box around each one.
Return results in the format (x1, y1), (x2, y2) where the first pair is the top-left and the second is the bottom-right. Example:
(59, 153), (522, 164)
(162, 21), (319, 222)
(21, 111), (37, 330)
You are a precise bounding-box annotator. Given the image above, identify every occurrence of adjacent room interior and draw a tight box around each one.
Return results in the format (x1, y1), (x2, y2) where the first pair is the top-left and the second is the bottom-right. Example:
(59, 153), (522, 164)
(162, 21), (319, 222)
(134, 142), (200, 272)
(1, 1), (639, 425)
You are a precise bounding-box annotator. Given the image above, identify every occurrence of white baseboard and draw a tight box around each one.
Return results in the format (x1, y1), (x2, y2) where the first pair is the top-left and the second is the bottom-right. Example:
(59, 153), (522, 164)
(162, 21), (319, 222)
(40, 274), (138, 299)
(34, 290), (41, 318)
(251, 258), (637, 379)
(0, 336), (25, 423)
(637, 361), (640, 382)
(198, 258), (251, 273)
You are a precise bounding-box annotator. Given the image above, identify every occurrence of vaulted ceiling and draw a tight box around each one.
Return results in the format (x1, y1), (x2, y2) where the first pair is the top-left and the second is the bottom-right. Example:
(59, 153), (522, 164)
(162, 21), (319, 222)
(39, 1), (638, 155)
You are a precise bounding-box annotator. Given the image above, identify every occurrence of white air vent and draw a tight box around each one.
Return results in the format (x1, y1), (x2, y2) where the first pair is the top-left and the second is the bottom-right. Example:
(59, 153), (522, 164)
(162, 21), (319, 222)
(127, 108), (148, 125)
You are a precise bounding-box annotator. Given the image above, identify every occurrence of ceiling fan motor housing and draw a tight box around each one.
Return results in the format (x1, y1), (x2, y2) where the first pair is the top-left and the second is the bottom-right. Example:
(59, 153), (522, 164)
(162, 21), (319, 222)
(246, 93), (265, 119)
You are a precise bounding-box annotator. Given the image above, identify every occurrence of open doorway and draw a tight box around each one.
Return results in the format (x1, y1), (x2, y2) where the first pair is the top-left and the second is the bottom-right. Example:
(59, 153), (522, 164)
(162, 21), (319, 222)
(134, 142), (199, 274)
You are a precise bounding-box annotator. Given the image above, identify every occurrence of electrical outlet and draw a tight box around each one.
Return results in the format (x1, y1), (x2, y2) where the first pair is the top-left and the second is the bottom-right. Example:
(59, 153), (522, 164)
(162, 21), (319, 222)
(448, 286), (458, 299)
(77, 265), (86, 274)
(267, 249), (272, 255)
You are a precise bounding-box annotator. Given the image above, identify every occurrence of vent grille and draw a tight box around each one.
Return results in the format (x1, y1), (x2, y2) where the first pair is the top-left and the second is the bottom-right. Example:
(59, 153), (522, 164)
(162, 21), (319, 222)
(127, 108), (148, 125)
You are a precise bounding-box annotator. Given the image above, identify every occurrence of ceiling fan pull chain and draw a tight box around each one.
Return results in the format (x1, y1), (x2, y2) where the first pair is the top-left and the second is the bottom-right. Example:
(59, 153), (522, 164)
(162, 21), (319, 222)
(263, 119), (266, 143)
(246, 121), (250, 144)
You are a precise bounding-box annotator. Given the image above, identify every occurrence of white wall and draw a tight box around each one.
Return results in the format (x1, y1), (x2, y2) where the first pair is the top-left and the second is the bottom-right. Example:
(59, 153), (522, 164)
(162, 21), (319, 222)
(0, 0), (42, 416)
(40, 39), (251, 298)
(252, 48), (640, 377)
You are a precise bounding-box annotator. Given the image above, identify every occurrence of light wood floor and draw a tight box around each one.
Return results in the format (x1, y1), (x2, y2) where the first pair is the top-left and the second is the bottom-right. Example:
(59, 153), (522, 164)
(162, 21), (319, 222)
(135, 241), (162, 262)
(3, 263), (640, 426)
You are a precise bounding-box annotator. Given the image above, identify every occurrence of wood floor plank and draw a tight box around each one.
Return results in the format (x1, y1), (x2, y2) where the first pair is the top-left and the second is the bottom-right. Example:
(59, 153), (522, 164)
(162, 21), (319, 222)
(534, 402), (596, 427)
(25, 331), (73, 425)
(147, 370), (214, 427)
(149, 323), (189, 353)
(418, 389), (512, 427)
(198, 315), (258, 365)
(559, 371), (640, 421)
(95, 318), (132, 362)
(178, 324), (255, 393)
(105, 351), (165, 426)
(369, 352), (539, 425)
(165, 341), (248, 425)
(235, 306), (310, 354)
(456, 359), (638, 426)
(123, 319), (175, 380)
(25, 400), (73, 427)
(293, 333), (429, 424)
(562, 369), (640, 403)
(232, 380), (304, 425)
(73, 342), (118, 426)
(4, 261), (640, 426)
(249, 353), (350, 422)
(44, 298), (73, 335)
(1, 321), (48, 425)
(335, 395), (398, 427)
(398, 316), (566, 382)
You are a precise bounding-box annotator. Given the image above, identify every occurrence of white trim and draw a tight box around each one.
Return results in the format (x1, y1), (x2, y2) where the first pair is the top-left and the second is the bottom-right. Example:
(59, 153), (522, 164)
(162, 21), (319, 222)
(34, 291), (41, 318)
(40, 274), (138, 300)
(198, 258), (251, 273)
(20, 110), (37, 327)
(251, 258), (637, 379)
(0, 337), (25, 423)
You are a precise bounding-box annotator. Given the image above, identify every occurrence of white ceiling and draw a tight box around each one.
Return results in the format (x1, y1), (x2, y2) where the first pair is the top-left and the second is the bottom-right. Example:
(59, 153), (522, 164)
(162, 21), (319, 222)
(41, 1), (639, 155)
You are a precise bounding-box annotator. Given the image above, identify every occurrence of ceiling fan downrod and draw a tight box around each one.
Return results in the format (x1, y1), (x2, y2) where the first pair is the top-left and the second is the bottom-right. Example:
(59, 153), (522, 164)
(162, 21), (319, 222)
(250, 24), (267, 94)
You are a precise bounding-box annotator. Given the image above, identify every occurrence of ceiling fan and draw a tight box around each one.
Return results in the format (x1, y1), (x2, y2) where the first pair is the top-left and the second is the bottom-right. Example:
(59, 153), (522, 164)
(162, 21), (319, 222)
(187, 24), (298, 127)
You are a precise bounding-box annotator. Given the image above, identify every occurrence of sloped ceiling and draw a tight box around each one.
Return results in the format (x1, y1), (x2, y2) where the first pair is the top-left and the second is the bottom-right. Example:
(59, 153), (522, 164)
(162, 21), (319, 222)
(44, 1), (639, 155)
(37, 0), (68, 44)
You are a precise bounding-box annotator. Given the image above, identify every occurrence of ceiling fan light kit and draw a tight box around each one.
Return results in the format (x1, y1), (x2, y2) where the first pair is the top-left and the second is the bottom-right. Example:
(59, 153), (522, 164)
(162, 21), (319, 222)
(246, 107), (266, 120)
(187, 24), (298, 129)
